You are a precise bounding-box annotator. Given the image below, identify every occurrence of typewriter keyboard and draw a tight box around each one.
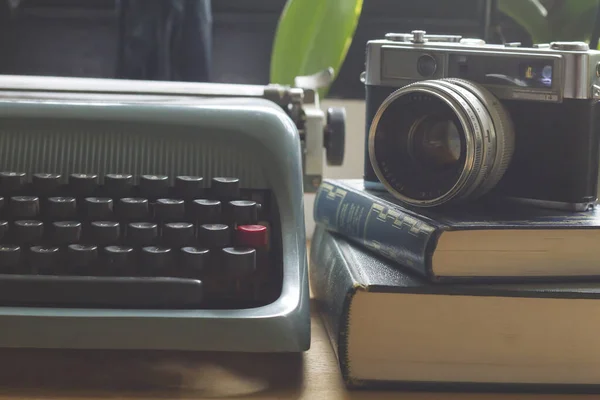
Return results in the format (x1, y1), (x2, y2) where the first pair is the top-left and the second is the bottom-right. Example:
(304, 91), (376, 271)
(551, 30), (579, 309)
(0, 173), (282, 310)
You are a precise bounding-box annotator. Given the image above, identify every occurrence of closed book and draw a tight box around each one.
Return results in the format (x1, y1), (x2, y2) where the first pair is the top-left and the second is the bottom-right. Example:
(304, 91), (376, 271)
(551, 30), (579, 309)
(310, 224), (600, 390)
(313, 178), (600, 281)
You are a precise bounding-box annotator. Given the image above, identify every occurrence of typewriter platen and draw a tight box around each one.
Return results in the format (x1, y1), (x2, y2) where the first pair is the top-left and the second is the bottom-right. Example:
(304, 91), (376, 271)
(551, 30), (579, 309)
(0, 73), (336, 352)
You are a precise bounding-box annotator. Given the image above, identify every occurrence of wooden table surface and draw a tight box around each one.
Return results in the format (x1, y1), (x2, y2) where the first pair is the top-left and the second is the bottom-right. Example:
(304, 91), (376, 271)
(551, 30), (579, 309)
(0, 300), (596, 400)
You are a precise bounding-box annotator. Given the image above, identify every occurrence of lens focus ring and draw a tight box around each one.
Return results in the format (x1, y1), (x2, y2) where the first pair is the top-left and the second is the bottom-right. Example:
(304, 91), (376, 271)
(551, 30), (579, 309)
(368, 78), (514, 207)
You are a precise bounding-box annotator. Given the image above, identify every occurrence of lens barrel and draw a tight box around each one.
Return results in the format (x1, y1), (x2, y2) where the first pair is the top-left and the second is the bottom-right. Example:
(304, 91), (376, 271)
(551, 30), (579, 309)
(368, 78), (515, 207)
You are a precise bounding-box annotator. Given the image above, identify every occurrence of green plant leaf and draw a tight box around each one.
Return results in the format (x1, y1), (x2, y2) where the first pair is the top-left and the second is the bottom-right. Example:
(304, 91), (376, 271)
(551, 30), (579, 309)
(269, 0), (363, 98)
(547, 0), (598, 42)
(498, 0), (552, 43)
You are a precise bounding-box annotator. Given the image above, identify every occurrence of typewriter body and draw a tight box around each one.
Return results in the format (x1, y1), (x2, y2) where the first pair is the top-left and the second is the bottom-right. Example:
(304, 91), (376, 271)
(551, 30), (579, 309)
(0, 74), (315, 352)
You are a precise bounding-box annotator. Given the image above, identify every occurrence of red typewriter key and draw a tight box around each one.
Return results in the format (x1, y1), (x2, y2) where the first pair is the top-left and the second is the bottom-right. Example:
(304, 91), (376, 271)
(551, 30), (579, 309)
(235, 224), (268, 248)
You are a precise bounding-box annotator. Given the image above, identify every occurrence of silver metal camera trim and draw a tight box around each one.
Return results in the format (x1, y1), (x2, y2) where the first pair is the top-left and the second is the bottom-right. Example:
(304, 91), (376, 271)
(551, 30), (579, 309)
(367, 83), (480, 207)
(365, 32), (600, 103)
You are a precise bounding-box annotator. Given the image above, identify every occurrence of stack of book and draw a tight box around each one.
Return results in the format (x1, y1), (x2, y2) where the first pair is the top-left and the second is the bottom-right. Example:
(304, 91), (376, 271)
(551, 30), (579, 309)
(310, 178), (600, 391)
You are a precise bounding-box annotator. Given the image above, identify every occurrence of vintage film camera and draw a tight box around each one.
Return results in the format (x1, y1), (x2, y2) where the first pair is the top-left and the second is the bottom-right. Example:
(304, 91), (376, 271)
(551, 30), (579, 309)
(363, 30), (600, 211)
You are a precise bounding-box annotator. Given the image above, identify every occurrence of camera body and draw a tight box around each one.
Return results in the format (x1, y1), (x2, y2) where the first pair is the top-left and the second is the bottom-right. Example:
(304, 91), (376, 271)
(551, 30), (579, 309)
(364, 30), (600, 211)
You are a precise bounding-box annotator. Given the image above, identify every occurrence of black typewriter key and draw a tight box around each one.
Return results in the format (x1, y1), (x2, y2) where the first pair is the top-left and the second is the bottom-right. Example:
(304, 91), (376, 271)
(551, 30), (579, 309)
(228, 200), (259, 225)
(29, 245), (60, 274)
(127, 222), (158, 246)
(221, 247), (256, 278)
(211, 177), (240, 200)
(10, 196), (40, 219)
(89, 221), (120, 245)
(67, 244), (98, 274)
(14, 220), (44, 244)
(162, 222), (195, 247)
(103, 245), (134, 275)
(84, 197), (113, 220)
(117, 198), (149, 220)
(180, 246), (210, 275)
(154, 198), (185, 222)
(197, 224), (230, 248)
(104, 174), (134, 196)
(69, 173), (99, 196)
(175, 176), (204, 198)
(191, 199), (221, 224)
(0, 245), (20, 272)
(32, 173), (62, 195)
(0, 220), (8, 240)
(0, 172), (26, 194)
(46, 196), (77, 220)
(140, 246), (172, 276)
(52, 221), (82, 245)
(140, 175), (169, 198)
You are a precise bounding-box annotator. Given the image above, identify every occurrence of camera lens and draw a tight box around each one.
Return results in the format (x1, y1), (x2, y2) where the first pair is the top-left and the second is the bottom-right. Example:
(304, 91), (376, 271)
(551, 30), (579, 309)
(417, 54), (437, 77)
(368, 78), (514, 207)
(409, 116), (462, 169)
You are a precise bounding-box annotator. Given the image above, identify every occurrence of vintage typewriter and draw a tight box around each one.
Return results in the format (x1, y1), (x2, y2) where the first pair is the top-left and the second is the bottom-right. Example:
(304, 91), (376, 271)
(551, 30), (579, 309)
(0, 72), (345, 352)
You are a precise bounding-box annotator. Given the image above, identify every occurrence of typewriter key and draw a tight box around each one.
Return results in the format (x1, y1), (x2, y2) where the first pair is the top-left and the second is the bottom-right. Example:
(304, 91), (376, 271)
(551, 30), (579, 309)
(0, 172), (26, 194)
(197, 224), (230, 248)
(46, 197), (77, 219)
(29, 245), (60, 274)
(211, 177), (240, 200)
(191, 199), (221, 224)
(228, 200), (259, 225)
(0, 244), (20, 271)
(180, 246), (210, 274)
(140, 246), (172, 276)
(175, 176), (204, 198)
(235, 224), (268, 248)
(162, 222), (195, 247)
(14, 220), (44, 244)
(52, 221), (82, 245)
(69, 173), (99, 196)
(84, 197), (113, 220)
(32, 173), (62, 195)
(117, 198), (149, 220)
(10, 196), (40, 219)
(154, 198), (185, 222)
(103, 245), (134, 274)
(140, 175), (169, 198)
(104, 174), (134, 197)
(0, 220), (8, 240)
(67, 244), (98, 273)
(89, 221), (120, 245)
(127, 222), (158, 246)
(221, 247), (256, 278)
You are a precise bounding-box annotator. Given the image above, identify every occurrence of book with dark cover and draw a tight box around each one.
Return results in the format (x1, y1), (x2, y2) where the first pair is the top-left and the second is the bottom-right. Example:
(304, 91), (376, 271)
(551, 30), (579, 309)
(313, 178), (600, 281)
(310, 224), (600, 390)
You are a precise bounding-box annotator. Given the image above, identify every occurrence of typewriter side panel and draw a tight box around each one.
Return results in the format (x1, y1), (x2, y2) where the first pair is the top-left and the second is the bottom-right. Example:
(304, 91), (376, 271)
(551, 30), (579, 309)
(0, 97), (310, 352)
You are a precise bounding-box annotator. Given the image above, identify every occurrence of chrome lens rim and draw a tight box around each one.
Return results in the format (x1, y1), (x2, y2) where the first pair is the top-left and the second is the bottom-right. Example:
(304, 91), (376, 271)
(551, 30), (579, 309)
(368, 79), (511, 207)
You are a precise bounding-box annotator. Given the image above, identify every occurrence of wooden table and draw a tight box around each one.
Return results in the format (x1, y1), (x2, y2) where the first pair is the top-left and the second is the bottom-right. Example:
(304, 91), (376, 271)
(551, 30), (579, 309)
(0, 300), (596, 400)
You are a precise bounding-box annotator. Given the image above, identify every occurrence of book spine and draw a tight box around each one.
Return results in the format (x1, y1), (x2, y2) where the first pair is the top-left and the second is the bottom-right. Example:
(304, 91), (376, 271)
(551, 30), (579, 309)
(309, 225), (356, 385)
(313, 181), (439, 278)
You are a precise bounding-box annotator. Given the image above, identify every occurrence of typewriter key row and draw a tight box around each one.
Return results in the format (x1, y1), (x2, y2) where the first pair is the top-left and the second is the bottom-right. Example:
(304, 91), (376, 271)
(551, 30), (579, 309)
(0, 220), (267, 250)
(0, 173), (242, 199)
(0, 196), (260, 225)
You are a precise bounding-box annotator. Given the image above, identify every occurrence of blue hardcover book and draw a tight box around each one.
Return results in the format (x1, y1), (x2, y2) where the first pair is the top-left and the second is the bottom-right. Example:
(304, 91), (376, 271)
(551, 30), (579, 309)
(313, 179), (600, 281)
(310, 224), (600, 391)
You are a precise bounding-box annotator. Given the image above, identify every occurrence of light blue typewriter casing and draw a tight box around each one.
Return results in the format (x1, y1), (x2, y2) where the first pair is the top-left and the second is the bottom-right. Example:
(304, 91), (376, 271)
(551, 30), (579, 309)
(0, 75), (310, 352)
